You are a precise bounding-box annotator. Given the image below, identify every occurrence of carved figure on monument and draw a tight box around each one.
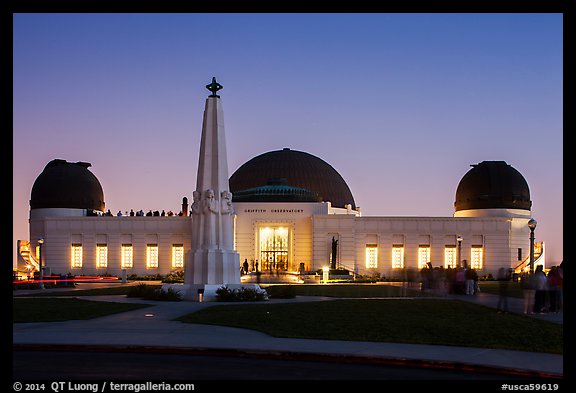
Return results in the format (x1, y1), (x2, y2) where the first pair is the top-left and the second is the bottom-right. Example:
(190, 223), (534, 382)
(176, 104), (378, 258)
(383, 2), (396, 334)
(191, 190), (201, 215)
(190, 190), (203, 248)
(220, 190), (234, 215)
(220, 190), (234, 249)
(202, 189), (218, 248)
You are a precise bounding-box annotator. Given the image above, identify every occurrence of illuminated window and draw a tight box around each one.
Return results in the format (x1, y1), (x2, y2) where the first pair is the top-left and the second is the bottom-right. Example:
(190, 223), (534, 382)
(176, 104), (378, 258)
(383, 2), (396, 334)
(418, 246), (430, 269)
(96, 244), (108, 268)
(392, 245), (404, 269)
(121, 244), (133, 269)
(172, 244), (184, 268)
(146, 244), (159, 268)
(444, 246), (457, 268)
(470, 246), (483, 269)
(365, 244), (378, 269)
(71, 243), (83, 268)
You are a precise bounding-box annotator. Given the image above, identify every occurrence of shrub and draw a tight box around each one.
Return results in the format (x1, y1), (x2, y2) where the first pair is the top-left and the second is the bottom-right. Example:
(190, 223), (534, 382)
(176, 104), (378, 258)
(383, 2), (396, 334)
(148, 287), (182, 301)
(162, 270), (185, 283)
(127, 283), (182, 301)
(127, 283), (156, 298)
(215, 285), (268, 302)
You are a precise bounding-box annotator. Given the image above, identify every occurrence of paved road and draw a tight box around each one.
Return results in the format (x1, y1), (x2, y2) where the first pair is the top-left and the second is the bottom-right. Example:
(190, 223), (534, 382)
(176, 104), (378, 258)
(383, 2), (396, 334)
(13, 350), (536, 381)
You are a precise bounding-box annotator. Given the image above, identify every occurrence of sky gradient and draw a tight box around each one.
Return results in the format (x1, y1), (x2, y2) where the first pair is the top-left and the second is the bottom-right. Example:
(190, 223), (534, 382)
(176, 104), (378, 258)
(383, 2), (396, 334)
(12, 13), (563, 266)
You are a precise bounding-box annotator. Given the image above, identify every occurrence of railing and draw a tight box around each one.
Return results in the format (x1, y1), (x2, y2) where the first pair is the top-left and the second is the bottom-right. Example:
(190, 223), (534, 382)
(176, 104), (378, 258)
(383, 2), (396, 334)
(514, 250), (544, 273)
(18, 242), (40, 271)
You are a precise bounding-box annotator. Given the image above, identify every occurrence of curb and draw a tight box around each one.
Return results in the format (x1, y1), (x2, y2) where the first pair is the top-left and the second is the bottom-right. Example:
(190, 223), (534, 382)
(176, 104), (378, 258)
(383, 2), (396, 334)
(13, 343), (563, 380)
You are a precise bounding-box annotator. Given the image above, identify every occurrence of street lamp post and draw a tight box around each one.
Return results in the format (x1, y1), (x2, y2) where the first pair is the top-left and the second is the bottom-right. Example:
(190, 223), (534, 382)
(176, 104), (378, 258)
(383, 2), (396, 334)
(37, 238), (44, 289)
(528, 219), (537, 274)
(456, 235), (463, 269)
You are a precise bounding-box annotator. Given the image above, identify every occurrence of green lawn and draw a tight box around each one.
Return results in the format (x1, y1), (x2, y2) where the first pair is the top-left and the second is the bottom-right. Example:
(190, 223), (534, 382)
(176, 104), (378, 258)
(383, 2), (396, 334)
(477, 281), (523, 298)
(13, 285), (162, 297)
(177, 298), (563, 354)
(13, 298), (152, 322)
(263, 283), (428, 298)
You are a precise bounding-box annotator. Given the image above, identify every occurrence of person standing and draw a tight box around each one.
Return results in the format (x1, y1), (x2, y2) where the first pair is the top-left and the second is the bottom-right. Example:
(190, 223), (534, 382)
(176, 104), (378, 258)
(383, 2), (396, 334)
(533, 265), (548, 314)
(520, 271), (536, 314)
(546, 266), (562, 313)
(465, 267), (478, 295)
(496, 267), (510, 313)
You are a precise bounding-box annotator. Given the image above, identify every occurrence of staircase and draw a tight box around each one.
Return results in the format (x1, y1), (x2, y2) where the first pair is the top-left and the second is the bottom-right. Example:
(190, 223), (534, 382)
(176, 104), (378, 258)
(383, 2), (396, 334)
(514, 242), (545, 273)
(17, 240), (39, 274)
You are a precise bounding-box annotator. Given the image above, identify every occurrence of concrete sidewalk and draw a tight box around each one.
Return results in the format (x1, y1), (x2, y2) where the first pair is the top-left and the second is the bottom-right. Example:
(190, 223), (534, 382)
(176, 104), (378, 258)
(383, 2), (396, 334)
(12, 286), (563, 379)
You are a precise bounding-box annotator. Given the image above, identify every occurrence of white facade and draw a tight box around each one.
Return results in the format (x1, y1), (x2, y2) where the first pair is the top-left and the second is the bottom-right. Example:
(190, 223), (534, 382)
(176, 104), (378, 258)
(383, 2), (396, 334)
(26, 201), (535, 279)
(312, 214), (531, 277)
(29, 214), (192, 277)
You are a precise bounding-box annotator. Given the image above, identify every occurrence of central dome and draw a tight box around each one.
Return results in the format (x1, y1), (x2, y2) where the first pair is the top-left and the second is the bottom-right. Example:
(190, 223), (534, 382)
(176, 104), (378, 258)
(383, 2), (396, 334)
(229, 148), (356, 209)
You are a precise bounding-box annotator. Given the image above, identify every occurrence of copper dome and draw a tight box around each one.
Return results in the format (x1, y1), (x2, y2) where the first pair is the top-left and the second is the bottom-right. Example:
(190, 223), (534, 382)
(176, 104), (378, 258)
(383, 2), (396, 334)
(229, 148), (356, 209)
(30, 159), (105, 212)
(454, 161), (531, 212)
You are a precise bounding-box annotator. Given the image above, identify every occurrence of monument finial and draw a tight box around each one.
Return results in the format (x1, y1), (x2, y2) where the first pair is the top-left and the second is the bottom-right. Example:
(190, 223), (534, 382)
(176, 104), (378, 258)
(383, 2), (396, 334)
(206, 77), (223, 97)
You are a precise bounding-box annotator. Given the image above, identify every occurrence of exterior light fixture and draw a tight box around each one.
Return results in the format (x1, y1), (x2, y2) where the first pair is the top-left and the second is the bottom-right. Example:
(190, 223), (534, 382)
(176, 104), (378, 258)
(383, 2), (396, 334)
(37, 238), (44, 289)
(528, 219), (537, 274)
(322, 266), (330, 284)
(456, 236), (463, 269)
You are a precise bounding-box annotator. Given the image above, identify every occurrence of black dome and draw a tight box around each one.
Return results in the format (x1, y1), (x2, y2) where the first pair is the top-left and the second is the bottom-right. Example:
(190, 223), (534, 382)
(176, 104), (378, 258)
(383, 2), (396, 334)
(454, 161), (531, 212)
(30, 159), (105, 212)
(229, 148), (356, 209)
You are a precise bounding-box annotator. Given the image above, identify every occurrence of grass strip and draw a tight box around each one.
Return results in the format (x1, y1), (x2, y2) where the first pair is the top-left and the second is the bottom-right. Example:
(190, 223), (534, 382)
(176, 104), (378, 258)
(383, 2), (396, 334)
(263, 283), (427, 298)
(13, 285), (162, 297)
(177, 298), (562, 354)
(13, 298), (152, 322)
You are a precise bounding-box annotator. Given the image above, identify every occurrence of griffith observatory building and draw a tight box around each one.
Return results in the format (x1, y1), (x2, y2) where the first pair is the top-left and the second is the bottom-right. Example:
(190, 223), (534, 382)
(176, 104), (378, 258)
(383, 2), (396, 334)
(16, 81), (544, 283)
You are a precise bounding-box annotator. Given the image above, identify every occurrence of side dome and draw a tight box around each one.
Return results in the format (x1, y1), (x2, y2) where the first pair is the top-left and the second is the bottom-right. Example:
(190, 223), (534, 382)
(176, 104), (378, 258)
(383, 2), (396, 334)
(30, 159), (105, 212)
(454, 161), (531, 212)
(229, 148), (356, 209)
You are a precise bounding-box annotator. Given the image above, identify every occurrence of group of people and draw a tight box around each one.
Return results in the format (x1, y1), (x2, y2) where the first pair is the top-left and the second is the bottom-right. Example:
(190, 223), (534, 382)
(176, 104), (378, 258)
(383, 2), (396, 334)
(101, 209), (184, 217)
(241, 258), (259, 275)
(419, 264), (480, 295)
(519, 263), (563, 314)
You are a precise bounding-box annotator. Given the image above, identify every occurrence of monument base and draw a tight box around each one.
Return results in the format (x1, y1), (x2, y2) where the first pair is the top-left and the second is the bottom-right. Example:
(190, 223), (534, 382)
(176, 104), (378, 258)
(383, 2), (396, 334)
(162, 283), (265, 302)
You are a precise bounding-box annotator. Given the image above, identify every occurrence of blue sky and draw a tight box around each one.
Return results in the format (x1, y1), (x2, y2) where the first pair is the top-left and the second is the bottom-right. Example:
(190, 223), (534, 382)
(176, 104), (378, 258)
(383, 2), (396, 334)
(13, 13), (563, 264)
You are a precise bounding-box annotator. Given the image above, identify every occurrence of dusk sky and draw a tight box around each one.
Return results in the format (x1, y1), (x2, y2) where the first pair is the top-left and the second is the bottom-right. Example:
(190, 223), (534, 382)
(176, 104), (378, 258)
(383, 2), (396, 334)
(12, 13), (563, 266)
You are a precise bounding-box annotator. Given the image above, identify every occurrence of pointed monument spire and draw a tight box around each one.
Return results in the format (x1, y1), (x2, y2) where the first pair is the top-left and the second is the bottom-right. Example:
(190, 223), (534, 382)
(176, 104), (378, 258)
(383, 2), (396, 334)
(206, 77), (223, 97)
(180, 77), (241, 300)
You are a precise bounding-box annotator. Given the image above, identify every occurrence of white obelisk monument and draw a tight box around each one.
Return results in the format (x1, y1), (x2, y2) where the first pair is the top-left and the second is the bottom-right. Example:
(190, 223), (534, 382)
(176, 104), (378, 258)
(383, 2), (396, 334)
(178, 78), (242, 301)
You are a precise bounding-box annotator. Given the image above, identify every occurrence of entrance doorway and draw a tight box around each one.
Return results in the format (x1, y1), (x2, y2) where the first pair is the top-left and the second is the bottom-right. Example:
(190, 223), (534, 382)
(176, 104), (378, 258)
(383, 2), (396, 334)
(259, 226), (289, 271)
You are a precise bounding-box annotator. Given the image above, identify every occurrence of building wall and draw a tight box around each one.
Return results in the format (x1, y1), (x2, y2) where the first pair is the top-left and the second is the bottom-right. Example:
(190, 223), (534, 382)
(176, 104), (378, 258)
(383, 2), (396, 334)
(313, 215), (531, 278)
(29, 203), (533, 279)
(234, 202), (331, 272)
(30, 215), (192, 276)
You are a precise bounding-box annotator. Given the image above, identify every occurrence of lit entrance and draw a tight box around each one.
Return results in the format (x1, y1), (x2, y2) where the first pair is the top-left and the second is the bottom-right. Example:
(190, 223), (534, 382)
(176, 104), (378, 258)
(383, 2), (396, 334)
(259, 226), (289, 271)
